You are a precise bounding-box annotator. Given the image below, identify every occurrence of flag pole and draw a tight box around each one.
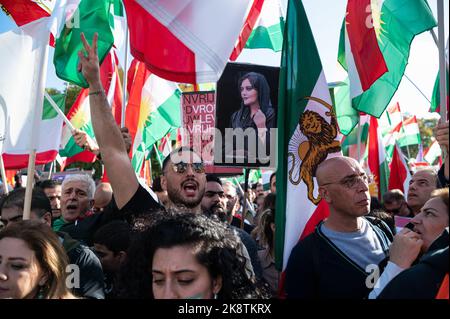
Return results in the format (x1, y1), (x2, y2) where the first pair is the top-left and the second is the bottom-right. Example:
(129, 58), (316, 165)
(24, 23), (50, 220)
(241, 169), (250, 230)
(0, 156), (9, 195)
(357, 119), (362, 163)
(23, 150), (36, 220)
(44, 92), (75, 132)
(153, 144), (163, 168)
(437, 0), (448, 122)
(121, 15), (129, 128)
(48, 160), (54, 180)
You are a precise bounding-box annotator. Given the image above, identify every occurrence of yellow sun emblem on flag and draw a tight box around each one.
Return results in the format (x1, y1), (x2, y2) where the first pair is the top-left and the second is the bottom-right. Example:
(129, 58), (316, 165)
(370, 0), (385, 43)
(138, 96), (154, 130)
(70, 109), (89, 129)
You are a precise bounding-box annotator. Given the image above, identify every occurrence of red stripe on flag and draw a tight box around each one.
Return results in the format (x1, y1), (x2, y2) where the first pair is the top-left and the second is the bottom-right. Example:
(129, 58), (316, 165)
(65, 150), (97, 166)
(229, 0), (265, 61)
(346, 0), (387, 91)
(0, 0), (50, 26)
(123, 0), (196, 83)
(125, 60), (152, 158)
(368, 116), (381, 199)
(300, 199), (330, 240)
(2, 150), (58, 170)
(278, 200), (330, 298)
(388, 146), (408, 193)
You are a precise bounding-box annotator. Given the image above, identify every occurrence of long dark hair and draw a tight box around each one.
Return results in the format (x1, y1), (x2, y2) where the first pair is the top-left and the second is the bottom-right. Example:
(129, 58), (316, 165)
(238, 72), (272, 114)
(117, 211), (269, 299)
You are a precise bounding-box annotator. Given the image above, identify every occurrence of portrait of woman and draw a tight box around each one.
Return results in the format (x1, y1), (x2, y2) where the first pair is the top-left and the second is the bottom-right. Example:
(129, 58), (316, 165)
(214, 64), (279, 167)
(230, 72), (276, 132)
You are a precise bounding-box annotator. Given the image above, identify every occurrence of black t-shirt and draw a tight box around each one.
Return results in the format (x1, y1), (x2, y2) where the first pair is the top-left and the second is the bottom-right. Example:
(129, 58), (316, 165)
(61, 185), (163, 246)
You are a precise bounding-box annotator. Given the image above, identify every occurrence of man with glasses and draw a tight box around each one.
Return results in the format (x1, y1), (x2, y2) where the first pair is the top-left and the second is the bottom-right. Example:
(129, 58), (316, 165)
(75, 33), (206, 219)
(285, 157), (420, 299)
(382, 189), (411, 217)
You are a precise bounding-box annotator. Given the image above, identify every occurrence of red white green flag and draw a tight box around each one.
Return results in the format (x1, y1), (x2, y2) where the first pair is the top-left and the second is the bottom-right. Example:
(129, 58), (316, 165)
(0, 0), (52, 26)
(125, 60), (181, 173)
(123, 0), (254, 83)
(388, 143), (411, 196)
(275, 0), (343, 275)
(338, 0), (436, 125)
(0, 17), (61, 169)
(424, 140), (442, 165)
(59, 51), (122, 164)
(368, 116), (390, 200)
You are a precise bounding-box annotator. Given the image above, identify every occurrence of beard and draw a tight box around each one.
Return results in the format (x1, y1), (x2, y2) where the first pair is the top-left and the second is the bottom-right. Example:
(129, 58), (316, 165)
(167, 185), (204, 209)
(205, 204), (228, 223)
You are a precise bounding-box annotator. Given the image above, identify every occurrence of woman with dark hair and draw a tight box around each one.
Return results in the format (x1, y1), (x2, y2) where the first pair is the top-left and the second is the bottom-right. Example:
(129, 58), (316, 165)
(228, 72), (276, 163)
(117, 212), (270, 299)
(230, 72), (275, 131)
(0, 220), (76, 299)
(373, 188), (449, 299)
(257, 209), (279, 297)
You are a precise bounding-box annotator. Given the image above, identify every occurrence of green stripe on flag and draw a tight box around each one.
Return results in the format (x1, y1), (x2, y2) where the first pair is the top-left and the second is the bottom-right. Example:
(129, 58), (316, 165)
(141, 90), (181, 149)
(430, 70), (449, 112)
(59, 123), (95, 157)
(42, 94), (65, 120)
(275, 0), (324, 271)
(54, 0), (114, 88)
(245, 20), (284, 52)
(351, 0), (436, 117)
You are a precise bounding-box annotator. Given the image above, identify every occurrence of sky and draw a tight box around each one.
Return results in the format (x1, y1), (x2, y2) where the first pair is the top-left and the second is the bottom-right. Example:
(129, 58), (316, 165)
(0, 0), (448, 119)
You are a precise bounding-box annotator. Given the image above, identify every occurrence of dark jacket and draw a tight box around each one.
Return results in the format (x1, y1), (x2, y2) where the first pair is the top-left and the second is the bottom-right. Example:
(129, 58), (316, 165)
(286, 217), (392, 299)
(378, 229), (449, 299)
(57, 231), (105, 299)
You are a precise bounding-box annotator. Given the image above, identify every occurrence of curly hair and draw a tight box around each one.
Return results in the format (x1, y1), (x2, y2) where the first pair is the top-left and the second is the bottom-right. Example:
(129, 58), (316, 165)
(117, 211), (270, 299)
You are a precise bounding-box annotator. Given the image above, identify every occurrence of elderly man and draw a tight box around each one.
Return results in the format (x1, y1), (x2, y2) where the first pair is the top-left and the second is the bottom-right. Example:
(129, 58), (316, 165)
(52, 174), (95, 231)
(407, 168), (440, 216)
(285, 156), (421, 299)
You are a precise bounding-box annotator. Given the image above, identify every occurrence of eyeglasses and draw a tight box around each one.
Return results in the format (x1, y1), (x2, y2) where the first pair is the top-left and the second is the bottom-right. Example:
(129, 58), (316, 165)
(321, 173), (373, 189)
(171, 162), (205, 174)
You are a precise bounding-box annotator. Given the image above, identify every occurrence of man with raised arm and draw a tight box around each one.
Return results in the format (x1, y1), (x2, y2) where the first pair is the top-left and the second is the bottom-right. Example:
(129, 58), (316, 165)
(74, 33), (207, 225)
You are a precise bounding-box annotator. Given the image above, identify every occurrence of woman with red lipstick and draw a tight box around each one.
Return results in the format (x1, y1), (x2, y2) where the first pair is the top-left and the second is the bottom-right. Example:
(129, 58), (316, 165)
(0, 220), (76, 299)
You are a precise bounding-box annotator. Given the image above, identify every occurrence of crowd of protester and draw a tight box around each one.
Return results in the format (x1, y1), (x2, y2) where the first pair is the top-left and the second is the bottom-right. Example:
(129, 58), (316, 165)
(0, 34), (448, 299)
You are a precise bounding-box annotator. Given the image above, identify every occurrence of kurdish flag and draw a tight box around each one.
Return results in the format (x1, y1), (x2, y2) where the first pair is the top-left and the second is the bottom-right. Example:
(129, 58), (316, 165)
(125, 60), (181, 173)
(339, 0), (436, 118)
(53, 0), (114, 88)
(59, 51), (122, 163)
(338, 0), (388, 98)
(275, 0), (342, 274)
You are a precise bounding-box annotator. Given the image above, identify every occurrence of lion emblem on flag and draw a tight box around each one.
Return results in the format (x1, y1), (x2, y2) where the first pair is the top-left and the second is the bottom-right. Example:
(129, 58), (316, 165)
(288, 97), (341, 205)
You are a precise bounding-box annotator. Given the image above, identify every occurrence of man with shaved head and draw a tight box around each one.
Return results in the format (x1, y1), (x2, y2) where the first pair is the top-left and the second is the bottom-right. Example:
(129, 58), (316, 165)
(286, 157), (421, 299)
